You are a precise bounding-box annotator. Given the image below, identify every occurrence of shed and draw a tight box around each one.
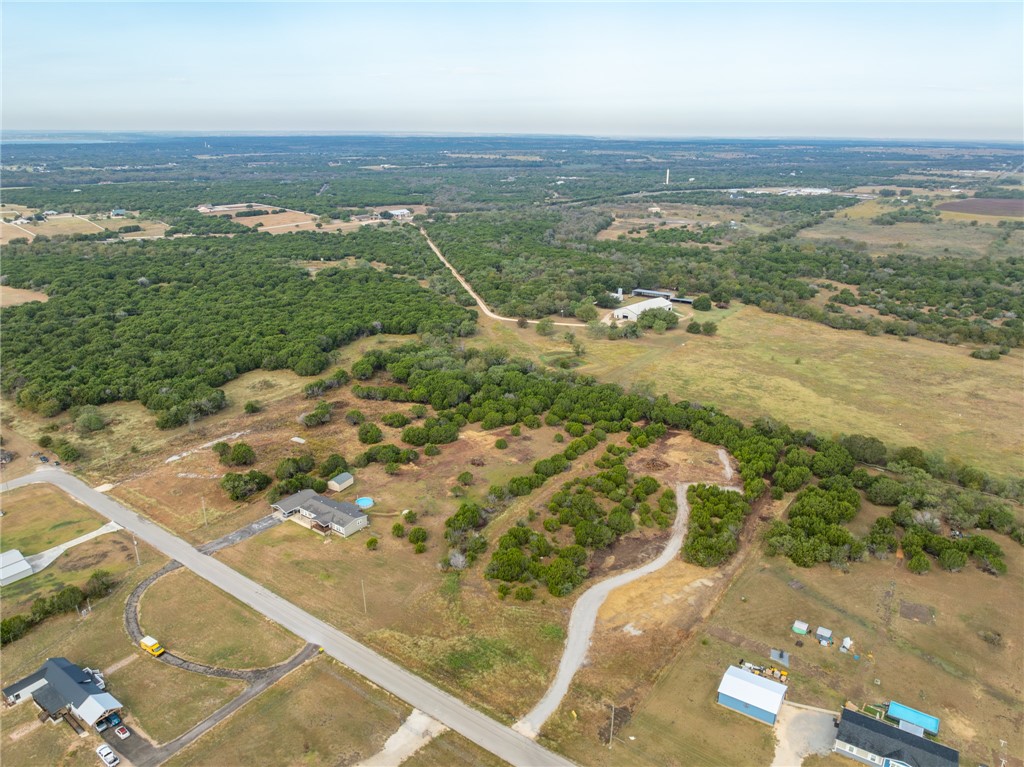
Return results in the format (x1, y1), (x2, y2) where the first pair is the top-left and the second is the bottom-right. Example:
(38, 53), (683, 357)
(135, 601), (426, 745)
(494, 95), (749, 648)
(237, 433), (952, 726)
(716, 666), (787, 726)
(841, 637), (854, 653)
(816, 626), (833, 645)
(1, 550), (33, 586)
(886, 701), (940, 736)
(328, 472), (354, 492)
(792, 620), (809, 635)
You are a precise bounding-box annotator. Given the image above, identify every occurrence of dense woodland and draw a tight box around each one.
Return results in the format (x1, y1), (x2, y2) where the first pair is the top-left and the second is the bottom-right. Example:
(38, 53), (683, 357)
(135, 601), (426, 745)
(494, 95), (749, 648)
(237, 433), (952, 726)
(1, 233), (475, 427)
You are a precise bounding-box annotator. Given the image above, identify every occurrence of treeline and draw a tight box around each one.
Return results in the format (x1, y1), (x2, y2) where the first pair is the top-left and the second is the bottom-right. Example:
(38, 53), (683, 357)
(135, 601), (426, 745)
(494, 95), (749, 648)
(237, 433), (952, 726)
(1, 570), (115, 646)
(1, 236), (475, 427)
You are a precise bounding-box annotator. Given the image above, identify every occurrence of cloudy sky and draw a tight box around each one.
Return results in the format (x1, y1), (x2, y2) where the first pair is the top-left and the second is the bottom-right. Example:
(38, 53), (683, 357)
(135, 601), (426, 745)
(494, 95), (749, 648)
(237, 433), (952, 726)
(3, 1), (1022, 140)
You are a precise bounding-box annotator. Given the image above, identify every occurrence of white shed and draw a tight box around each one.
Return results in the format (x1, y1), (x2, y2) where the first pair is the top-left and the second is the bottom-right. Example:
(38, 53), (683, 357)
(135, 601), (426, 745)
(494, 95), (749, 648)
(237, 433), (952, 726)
(792, 620), (809, 635)
(612, 297), (673, 322)
(716, 666), (787, 726)
(328, 472), (354, 492)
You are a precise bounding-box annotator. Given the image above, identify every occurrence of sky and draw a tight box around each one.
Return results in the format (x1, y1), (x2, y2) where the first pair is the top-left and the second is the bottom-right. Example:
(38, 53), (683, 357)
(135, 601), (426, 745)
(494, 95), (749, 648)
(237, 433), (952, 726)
(3, 1), (1022, 141)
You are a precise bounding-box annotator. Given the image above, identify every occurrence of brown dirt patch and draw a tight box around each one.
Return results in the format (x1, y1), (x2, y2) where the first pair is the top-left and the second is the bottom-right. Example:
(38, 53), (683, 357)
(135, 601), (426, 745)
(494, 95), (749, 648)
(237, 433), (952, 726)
(898, 600), (935, 624)
(0, 286), (49, 307)
(936, 198), (1024, 218)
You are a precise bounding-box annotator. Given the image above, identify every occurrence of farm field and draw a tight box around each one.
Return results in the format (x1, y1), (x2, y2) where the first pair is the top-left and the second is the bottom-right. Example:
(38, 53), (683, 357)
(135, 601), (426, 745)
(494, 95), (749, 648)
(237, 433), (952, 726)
(797, 208), (1019, 259)
(164, 657), (409, 767)
(936, 197), (1024, 219)
(139, 569), (305, 669)
(473, 307), (1023, 477)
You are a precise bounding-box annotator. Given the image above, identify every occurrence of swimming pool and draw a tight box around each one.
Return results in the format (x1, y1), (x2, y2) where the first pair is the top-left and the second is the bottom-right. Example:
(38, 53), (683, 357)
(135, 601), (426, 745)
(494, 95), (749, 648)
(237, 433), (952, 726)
(355, 497), (374, 509)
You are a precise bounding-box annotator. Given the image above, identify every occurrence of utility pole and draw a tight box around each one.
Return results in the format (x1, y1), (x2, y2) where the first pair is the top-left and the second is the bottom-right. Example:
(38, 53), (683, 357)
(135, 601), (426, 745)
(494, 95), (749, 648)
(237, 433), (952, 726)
(132, 535), (140, 566)
(361, 579), (367, 615)
(202, 496), (208, 527)
(608, 704), (615, 749)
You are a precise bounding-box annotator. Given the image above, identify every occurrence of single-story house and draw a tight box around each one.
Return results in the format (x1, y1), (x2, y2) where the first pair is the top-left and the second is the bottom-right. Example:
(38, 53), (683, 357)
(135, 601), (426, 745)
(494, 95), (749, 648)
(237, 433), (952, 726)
(716, 666), (787, 726)
(327, 472), (354, 492)
(613, 296), (673, 322)
(2, 658), (122, 729)
(1, 549), (33, 586)
(387, 208), (412, 219)
(833, 709), (958, 767)
(272, 489), (368, 537)
(110, 209), (127, 217)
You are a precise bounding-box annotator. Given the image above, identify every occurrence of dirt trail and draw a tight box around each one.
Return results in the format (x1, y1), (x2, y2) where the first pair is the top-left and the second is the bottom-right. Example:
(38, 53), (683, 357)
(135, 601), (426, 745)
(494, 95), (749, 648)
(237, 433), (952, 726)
(418, 228), (586, 328)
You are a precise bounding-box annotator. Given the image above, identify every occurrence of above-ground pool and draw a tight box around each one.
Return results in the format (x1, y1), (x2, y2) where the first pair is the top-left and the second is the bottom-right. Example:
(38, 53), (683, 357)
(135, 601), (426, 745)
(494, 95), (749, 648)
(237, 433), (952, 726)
(355, 497), (374, 509)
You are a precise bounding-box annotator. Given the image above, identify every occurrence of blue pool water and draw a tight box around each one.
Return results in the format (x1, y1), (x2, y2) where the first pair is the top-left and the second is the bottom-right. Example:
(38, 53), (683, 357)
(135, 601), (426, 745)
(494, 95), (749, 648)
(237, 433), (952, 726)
(355, 497), (374, 509)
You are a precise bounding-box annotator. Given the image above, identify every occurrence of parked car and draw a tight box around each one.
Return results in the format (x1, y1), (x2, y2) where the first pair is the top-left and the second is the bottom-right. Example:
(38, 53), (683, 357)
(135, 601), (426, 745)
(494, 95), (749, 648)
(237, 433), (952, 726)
(95, 713), (121, 733)
(114, 725), (130, 740)
(96, 745), (119, 767)
(39, 456), (49, 463)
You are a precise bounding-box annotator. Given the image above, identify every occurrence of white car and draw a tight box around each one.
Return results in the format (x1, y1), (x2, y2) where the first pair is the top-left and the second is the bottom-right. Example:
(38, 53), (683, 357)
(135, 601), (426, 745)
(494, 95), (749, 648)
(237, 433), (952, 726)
(114, 725), (130, 740)
(96, 745), (120, 766)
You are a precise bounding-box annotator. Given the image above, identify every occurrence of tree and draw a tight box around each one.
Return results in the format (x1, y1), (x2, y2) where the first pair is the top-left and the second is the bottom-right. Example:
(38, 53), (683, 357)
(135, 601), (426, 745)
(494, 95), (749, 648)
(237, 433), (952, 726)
(358, 422), (383, 444)
(84, 570), (115, 598)
(939, 548), (968, 571)
(693, 295), (713, 311)
(366, 537), (379, 551)
(535, 318), (555, 337)
(686, 321), (702, 334)
(228, 442), (256, 466)
(907, 552), (931, 574)
(701, 321), (718, 336)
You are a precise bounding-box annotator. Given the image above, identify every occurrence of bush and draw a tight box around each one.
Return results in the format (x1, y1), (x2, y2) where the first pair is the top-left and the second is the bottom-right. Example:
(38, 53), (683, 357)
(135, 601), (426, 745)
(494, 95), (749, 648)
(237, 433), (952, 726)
(408, 527), (428, 544)
(75, 407), (107, 435)
(221, 470), (272, 501)
(382, 412), (411, 428)
(458, 471), (474, 486)
(414, 542), (427, 554)
(424, 443), (440, 456)
(495, 438), (508, 449)
(228, 442), (256, 466)
(693, 295), (713, 311)
(52, 440), (81, 463)
(366, 537), (379, 551)
(392, 522), (406, 538)
(243, 400), (262, 414)
(345, 409), (365, 425)
(37, 434), (54, 448)
(907, 552), (931, 575)
(317, 453), (348, 478)
(84, 570), (115, 598)
(514, 586), (535, 601)
(358, 423), (383, 444)
(686, 320), (702, 334)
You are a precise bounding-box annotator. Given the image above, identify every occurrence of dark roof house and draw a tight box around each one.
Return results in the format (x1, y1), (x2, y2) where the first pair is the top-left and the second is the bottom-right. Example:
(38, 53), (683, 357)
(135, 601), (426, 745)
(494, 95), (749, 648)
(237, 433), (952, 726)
(834, 709), (959, 767)
(271, 489), (369, 537)
(2, 658), (122, 728)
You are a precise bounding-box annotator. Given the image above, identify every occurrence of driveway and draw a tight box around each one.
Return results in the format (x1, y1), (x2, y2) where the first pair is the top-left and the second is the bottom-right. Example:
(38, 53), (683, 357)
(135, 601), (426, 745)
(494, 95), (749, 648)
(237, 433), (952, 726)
(772, 702), (837, 767)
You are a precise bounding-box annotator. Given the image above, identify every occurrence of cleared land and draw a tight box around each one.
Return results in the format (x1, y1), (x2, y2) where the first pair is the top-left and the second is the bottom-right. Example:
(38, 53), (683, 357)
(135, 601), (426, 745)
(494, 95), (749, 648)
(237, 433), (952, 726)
(139, 569), (305, 669)
(403, 730), (512, 767)
(473, 308), (1023, 477)
(0, 484), (107, 553)
(936, 197), (1024, 218)
(164, 657), (410, 767)
(0, 286), (49, 307)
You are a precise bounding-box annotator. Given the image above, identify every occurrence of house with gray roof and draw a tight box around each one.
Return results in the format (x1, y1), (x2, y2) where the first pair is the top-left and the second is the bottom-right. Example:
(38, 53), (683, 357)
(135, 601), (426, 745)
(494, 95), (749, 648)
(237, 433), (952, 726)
(2, 658), (122, 729)
(271, 489), (369, 537)
(833, 709), (959, 767)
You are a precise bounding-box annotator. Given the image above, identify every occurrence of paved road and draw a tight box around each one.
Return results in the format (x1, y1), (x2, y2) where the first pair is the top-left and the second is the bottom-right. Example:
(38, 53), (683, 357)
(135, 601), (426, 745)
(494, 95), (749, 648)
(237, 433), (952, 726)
(198, 513), (281, 554)
(2, 470), (574, 767)
(418, 228), (586, 329)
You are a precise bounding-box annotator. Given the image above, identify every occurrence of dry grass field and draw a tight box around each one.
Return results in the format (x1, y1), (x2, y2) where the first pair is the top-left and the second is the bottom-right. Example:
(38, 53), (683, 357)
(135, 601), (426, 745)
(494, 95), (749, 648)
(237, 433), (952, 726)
(473, 308), (1023, 478)
(403, 730), (511, 767)
(164, 657), (410, 767)
(0, 699), (98, 767)
(0, 484), (107, 553)
(140, 569), (305, 669)
(107, 657), (245, 744)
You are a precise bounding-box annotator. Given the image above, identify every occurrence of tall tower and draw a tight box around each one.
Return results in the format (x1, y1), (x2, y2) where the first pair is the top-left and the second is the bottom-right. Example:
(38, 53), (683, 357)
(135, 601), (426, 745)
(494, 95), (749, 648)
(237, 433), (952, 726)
(665, 169), (670, 185)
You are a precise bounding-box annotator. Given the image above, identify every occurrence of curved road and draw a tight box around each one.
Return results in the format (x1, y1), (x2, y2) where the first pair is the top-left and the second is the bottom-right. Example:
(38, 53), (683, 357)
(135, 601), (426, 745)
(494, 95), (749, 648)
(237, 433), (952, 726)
(419, 228), (587, 328)
(515, 453), (742, 738)
(1, 469), (574, 767)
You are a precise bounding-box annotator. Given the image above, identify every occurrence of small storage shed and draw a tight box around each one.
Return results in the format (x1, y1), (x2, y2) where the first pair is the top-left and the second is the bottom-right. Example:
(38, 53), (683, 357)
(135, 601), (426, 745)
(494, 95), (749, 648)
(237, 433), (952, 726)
(841, 636), (854, 653)
(792, 620), (809, 635)
(816, 626), (833, 645)
(328, 472), (354, 492)
(716, 666), (787, 726)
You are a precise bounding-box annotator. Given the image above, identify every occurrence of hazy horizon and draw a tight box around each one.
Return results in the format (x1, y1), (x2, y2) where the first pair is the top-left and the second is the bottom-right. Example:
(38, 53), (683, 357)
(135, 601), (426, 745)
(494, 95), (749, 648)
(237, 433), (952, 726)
(3, 1), (1022, 141)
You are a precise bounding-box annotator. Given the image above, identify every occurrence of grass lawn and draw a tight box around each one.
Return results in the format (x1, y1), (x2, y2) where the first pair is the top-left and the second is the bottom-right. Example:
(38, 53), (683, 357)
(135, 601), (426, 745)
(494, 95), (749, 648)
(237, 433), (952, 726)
(475, 307), (1023, 477)
(0, 484), (107, 554)
(107, 657), (245, 744)
(140, 569), (305, 669)
(164, 657), (409, 767)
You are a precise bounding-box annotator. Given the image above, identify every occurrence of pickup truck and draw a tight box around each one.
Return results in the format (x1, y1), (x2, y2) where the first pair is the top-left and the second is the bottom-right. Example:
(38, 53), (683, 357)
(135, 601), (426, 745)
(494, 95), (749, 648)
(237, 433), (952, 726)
(139, 636), (165, 657)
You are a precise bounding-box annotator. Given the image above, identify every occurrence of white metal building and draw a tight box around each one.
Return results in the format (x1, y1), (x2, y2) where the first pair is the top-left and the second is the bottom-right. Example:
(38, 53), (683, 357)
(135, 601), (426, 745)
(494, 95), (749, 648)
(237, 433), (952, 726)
(612, 297), (673, 321)
(716, 666), (788, 726)
(1, 550), (33, 586)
